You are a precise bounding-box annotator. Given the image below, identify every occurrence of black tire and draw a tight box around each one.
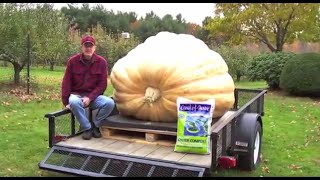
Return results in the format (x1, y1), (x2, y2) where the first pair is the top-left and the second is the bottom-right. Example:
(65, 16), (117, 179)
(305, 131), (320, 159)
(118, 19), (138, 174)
(238, 121), (262, 171)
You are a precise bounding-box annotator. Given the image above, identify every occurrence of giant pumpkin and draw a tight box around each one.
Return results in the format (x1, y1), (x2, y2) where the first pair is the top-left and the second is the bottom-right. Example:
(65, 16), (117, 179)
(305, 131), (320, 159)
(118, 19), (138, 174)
(110, 32), (235, 122)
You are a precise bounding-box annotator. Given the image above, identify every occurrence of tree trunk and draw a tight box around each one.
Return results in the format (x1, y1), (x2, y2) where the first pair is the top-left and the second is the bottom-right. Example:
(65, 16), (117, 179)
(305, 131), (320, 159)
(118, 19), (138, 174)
(236, 74), (241, 82)
(49, 61), (54, 71)
(275, 37), (283, 52)
(236, 70), (242, 82)
(13, 62), (22, 85)
(265, 42), (277, 52)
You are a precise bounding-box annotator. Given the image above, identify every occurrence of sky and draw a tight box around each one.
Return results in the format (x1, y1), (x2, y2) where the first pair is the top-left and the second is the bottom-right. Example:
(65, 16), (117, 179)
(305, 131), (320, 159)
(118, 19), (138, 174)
(53, 3), (215, 26)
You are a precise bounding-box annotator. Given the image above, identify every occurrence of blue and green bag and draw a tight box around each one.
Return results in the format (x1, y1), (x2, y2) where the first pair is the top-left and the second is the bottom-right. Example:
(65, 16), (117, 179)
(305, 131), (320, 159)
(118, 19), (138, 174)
(174, 97), (215, 154)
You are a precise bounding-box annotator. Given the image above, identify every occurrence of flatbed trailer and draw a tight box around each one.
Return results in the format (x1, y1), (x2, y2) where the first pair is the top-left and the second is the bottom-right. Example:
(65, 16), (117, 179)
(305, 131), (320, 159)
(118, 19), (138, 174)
(38, 88), (267, 177)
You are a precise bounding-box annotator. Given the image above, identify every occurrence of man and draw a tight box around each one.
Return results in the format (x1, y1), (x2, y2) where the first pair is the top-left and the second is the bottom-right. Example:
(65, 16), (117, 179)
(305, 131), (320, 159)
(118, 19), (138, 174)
(61, 35), (115, 140)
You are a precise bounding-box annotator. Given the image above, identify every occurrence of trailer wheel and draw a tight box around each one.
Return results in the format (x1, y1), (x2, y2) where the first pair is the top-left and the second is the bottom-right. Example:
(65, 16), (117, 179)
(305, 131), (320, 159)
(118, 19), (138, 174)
(237, 121), (262, 171)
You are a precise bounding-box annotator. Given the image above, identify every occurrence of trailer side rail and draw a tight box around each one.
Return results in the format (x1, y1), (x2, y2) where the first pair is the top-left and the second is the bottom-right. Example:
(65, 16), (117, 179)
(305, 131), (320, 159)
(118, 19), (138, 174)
(210, 89), (267, 169)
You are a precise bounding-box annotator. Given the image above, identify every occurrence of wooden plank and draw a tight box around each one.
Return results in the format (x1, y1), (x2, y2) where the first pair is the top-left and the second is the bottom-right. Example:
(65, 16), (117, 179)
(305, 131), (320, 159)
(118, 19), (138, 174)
(101, 127), (144, 141)
(56, 135), (212, 168)
(178, 153), (212, 168)
(101, 141), (132, 152)
(162, 151), (186, 162)
(134, 139), (175, 147)
(57, 136), (115, 151)
(145, 146), (174, 159)
(103, 129), (113, 137)
(57, 136), (98, 148)
(101, 127), (176, 147)
(145, 133), (159, 142)
(102, 126), (177, 136)
(89, 139), (118, 151)
(116, 142), (146, 155)
(56, 135), (82, 146)
(129, 144), (161, 157)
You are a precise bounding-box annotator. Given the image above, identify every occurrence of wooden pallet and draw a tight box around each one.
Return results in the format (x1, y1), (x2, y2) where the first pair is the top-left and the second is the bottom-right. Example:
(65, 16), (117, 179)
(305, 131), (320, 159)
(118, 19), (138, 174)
(100, 126), (177, 147)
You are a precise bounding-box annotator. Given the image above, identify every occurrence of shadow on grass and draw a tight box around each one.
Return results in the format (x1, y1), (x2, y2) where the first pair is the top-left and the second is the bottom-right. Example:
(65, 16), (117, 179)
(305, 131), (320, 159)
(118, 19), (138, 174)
(39, 170), (78, 177)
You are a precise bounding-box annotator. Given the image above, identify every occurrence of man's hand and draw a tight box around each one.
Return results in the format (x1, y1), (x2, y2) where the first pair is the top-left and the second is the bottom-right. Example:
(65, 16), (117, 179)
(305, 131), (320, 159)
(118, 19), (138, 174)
(65, 104), (71, 109)
(81, 97), (91, 107)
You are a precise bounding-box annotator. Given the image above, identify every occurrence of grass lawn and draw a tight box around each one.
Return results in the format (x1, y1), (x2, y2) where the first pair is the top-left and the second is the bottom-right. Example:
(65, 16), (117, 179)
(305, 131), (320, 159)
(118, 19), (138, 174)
(0, 66), (319, 177)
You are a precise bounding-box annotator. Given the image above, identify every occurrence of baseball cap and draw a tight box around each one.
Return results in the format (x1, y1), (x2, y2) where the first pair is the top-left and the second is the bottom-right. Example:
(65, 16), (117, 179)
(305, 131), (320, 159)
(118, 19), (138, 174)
(81, 35), (96, 45)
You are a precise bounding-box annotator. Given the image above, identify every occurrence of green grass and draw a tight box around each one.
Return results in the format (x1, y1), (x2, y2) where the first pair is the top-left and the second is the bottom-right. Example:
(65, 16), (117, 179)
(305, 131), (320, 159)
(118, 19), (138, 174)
(235, 80), (268, 89)
(0, 66), (319, 177)
(214, 91), (320, 177)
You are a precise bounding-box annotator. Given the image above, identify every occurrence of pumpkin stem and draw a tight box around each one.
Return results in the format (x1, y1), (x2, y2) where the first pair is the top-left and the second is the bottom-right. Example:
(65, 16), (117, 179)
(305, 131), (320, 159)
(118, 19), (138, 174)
(144, 87), (161, 106)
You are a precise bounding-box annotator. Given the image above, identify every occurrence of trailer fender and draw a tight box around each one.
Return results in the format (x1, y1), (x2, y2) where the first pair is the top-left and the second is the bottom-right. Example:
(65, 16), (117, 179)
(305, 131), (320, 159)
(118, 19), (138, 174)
(233, 113), (263, 171)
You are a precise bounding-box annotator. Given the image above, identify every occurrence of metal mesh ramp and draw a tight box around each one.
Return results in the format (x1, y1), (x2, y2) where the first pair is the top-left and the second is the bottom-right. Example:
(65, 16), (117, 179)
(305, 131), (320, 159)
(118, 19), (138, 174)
(39, 146), (205, 177)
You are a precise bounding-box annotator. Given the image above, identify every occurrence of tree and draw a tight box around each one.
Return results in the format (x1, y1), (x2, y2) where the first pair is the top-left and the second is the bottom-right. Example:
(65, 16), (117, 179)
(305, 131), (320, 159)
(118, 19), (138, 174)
(214, 45), (251, 81)
(89, 24), (140, 73)
(205, 3), (320, 52)
(132, 11), (188, 42)
(61, 3), (91, 34)
(33, 3), (70, 70)
(194, 16), (229, 47)
(133, 12), (162, 42)
(176, 14), (183, 23)
(186, 23), (200, 36)
(60, 4), (138, 37)
(0, 3), (37, 84)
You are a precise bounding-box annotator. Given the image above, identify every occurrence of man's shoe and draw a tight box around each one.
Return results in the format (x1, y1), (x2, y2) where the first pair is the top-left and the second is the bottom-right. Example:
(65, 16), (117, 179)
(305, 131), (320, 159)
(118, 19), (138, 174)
(82, 129), (93, 140)
(92, 127), (102, 138)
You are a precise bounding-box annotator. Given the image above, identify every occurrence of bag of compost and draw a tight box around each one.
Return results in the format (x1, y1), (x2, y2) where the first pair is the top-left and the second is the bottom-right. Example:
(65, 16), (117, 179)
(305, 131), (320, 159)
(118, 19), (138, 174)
(174, 97), (215, 154)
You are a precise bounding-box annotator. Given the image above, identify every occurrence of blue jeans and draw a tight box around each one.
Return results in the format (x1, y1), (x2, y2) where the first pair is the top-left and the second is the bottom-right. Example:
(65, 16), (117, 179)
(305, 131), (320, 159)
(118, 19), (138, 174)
(69, 94), (115, 131)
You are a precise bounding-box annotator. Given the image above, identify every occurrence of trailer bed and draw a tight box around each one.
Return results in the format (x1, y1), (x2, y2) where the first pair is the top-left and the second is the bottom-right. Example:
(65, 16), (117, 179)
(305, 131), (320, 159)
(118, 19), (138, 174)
(39, 88), (267, 177)
(56, 135), (212, 168)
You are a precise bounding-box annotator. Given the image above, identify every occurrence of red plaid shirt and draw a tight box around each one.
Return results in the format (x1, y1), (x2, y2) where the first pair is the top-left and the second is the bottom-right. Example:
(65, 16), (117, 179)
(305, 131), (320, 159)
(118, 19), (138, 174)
(61, 53), (108, 106)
